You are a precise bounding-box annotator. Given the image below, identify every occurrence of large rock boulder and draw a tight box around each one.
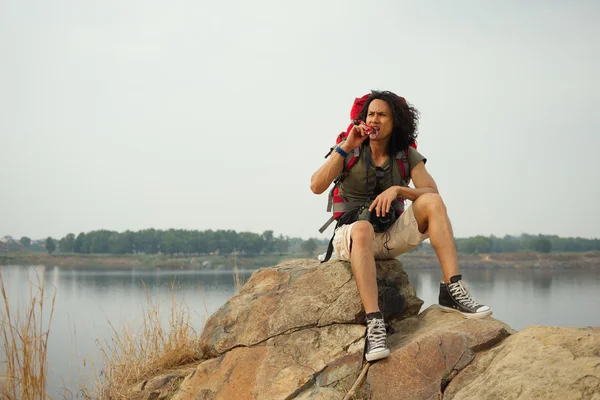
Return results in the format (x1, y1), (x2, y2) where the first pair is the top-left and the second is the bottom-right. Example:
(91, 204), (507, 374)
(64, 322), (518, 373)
(197, 258), (423, 359)
(172, 258), (422, 400)
(444, 325), (600, 400)
(126, 258), (598, 400)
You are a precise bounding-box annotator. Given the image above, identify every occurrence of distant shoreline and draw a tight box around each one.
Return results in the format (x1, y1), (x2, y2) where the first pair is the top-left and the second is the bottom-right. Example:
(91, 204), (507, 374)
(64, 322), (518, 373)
(0, 252), (296, 270)
(399, 251), (600, 269)
(2, 251), (600, 270)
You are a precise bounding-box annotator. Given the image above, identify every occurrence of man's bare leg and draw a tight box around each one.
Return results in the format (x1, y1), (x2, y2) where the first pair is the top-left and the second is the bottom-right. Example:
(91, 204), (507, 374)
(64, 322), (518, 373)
(411, 193), (458, 283)
(348, 220), (390, 360)
(411, 193), (492, 318)
(349, 221), (379, 313)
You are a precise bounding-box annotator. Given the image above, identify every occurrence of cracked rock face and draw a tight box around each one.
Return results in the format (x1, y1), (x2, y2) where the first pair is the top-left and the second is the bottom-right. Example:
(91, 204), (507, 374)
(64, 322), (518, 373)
(172, 325), (365, 400)
(173, 258), (422, 399)
(366, 306), (514, 400)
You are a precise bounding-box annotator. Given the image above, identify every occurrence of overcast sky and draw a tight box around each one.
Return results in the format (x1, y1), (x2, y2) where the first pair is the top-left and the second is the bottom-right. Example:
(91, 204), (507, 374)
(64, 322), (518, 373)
(1, 0), (599, 241)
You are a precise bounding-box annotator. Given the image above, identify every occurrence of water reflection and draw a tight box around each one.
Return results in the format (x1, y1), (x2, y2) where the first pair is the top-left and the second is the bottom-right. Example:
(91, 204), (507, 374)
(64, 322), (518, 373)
(404, 267), (600, 333)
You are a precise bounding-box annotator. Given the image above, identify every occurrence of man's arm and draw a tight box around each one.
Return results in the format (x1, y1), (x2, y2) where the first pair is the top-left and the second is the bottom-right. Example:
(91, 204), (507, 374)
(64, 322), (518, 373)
(310, 143), (352, 194)
(394, 161), (439, 201)
(311, 124), (370, 194)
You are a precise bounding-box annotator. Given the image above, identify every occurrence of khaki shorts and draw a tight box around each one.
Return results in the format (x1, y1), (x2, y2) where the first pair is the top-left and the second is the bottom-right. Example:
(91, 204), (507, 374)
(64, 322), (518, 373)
(332, 205), (429, 261)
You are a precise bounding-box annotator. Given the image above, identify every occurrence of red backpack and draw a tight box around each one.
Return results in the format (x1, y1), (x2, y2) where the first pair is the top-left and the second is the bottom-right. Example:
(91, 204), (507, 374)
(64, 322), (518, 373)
(319, 94), (417, 234)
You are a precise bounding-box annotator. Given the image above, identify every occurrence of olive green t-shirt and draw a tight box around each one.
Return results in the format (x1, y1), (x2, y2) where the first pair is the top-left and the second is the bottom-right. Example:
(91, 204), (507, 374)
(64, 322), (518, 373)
(338, 146), (426, 203)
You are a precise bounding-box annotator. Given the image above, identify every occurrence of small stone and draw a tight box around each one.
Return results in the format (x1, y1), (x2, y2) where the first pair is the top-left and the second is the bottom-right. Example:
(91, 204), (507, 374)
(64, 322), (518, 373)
(146, 374), (178, 390)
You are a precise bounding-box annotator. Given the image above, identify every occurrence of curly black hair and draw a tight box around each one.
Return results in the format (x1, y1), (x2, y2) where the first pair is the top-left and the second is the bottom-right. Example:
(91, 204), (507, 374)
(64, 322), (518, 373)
(357, 90), (420, 156)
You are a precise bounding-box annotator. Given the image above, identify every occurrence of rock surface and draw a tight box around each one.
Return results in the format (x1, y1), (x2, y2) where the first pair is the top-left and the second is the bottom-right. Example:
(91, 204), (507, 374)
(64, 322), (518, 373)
(198, 258), (422, 360)
(173, 258), (422, 400)
(366, 306), (513, 400)
(172, 325), (365, 400)
(444, 325), (600, 400)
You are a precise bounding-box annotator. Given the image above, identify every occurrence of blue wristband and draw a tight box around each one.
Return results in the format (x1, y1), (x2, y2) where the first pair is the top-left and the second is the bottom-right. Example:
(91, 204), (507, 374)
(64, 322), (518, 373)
(335, 146), (349, 157)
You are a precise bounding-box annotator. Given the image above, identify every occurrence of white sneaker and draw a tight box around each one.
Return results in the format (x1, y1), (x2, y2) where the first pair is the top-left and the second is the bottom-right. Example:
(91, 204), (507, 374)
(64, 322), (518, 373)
(365, 317), (390, 361)
(439, 275), (492, 319)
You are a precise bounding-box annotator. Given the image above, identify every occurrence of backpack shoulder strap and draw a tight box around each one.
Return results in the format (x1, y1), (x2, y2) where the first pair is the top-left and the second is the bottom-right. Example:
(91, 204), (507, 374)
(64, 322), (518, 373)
(345, 147), (360, 172)
(337, 139), (360, 174)
(395, 148), (410, 186)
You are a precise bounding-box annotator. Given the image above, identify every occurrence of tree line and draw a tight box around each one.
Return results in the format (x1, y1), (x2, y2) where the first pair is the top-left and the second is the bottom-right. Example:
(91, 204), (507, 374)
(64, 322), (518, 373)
(13, 229), (328, 256)
(417, 234), (600, 255)
(7, 232), (600, 256)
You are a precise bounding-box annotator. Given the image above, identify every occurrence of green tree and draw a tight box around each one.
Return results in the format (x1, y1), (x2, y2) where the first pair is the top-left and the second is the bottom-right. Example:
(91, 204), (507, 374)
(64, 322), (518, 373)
(531, 237), (552, 253)
(262, 230), (275, 253)
(161, 231), (181, 255)
(238, 232), (264, 255)
(88, 230), (113, 253)
(59, 233), (76, 253)
(215, 230), (236, 254)
(45, 237), (56, 254)
(203, 230), (219, 254)
(274, 234), (290, 254)
(135, 229), (160, 254)
(109, 231), (134, 254)
(189, 231), (207, 254)
(301, 238), (317, 255)
(460, 235), (493, 254)
(74, 232), (86, 253)
(492, 235), (520, 253)
(20, 236), (31, 248)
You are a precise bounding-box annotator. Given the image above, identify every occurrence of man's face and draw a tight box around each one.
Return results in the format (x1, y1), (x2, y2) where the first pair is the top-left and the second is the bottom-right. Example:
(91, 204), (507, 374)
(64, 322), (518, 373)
(365, 99), (393, 141)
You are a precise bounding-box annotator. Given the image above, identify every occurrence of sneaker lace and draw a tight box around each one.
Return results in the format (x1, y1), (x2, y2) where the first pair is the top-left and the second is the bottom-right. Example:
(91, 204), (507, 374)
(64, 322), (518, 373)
(367, 318), (387, 350)
(449, 281), (480, 308)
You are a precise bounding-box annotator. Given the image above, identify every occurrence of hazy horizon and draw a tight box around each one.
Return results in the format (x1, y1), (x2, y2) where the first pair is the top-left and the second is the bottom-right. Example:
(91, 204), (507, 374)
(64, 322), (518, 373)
(2, 1), (599, 241)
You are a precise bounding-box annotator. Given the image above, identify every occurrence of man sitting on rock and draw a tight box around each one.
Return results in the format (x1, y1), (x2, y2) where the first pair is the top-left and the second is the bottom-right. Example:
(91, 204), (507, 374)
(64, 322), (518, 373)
(310, 90), (492, 362)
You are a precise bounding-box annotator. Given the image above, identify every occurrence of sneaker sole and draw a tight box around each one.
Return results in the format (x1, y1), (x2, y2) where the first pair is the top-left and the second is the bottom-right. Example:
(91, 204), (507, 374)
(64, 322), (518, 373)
(365, 348), (390, 362)
(439, 305), (493, 319)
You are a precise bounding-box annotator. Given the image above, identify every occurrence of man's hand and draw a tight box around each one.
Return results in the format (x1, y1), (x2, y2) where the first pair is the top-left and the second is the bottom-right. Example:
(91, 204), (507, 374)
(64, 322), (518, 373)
(342, 123), (370, 152)
(369, 186), (401, 217)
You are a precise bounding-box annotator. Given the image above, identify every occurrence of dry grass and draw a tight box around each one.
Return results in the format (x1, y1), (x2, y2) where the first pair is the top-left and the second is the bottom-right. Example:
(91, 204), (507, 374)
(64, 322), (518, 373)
(93, 282), (203, 399)
(0, 266), (55, 400)
(232, 251), (244, 293)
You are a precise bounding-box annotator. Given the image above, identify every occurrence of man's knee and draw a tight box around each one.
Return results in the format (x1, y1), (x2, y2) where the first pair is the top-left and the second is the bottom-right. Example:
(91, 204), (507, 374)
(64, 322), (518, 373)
(350, 221), (375, 248)
(414, 193), (446, 215)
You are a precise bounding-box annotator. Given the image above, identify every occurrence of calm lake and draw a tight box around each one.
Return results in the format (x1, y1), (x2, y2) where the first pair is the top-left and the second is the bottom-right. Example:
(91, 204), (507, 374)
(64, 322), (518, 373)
(1, 263), (599, 397)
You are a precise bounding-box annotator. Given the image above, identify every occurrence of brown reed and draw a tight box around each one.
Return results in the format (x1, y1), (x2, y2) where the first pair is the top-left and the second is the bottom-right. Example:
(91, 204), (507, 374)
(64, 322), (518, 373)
(0, 266), (55, 400)
(93, 281), (203, 399)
